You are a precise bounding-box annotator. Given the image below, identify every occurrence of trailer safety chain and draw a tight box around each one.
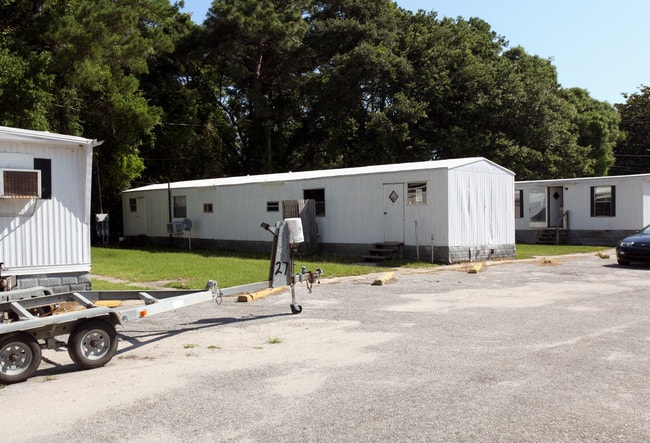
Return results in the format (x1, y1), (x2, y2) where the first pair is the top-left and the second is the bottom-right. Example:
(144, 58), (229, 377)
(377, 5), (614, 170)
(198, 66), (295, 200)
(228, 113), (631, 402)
(306, 268), (323, 294)
(205, 280), (223, 305)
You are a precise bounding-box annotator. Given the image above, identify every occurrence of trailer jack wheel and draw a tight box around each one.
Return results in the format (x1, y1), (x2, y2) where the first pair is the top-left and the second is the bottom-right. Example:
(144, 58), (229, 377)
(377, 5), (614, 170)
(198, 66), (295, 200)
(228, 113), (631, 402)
(0, 332), (42, 384)
(68, 319), (118, 370)
(290, 304), (302, 314)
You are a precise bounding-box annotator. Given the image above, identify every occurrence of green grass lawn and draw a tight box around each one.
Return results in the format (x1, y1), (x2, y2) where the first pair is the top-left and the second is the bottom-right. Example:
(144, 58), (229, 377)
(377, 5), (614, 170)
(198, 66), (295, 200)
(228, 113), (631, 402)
(90, 247), (388, 290)
(90, 244), (612, 290)
(514, 244), (610, 260)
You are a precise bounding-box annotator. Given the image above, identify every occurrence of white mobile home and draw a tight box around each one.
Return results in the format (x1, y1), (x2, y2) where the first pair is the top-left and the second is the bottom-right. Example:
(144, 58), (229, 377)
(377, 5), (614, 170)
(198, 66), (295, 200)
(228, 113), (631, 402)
(515, 174), (650, 245)
(0, 126), (102, 292)
(122, 157), (515, 264)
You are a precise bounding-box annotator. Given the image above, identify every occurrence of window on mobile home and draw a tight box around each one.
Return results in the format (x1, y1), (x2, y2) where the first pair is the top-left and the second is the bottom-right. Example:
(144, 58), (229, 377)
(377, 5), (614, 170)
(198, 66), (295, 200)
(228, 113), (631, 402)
(407, 182), (427, 205)
(303, 188), (325, 216)
(591, 186), (615, 217)
(34, 158), (51, 199)
(267, 201), (279, 212)
(203, 203), (213, 213)
(173, 195), (187, 218)
(529, 188), (546, 227)
(514, 190), (523, 218)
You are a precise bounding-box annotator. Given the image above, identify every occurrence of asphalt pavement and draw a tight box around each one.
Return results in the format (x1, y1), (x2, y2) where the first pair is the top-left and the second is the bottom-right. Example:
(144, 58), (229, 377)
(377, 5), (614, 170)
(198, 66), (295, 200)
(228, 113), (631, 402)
(2, 251), (649, 442)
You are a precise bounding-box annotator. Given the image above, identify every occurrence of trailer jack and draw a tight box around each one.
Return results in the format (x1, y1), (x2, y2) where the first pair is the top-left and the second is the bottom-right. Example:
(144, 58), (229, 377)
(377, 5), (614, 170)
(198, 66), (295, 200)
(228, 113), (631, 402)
(262, 218), (322, 315)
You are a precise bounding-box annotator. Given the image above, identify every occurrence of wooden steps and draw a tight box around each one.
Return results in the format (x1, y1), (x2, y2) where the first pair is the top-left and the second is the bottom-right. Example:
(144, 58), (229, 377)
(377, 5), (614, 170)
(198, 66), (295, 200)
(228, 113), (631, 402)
(536, 229), (569, 245)
(362, 242), (403, 262)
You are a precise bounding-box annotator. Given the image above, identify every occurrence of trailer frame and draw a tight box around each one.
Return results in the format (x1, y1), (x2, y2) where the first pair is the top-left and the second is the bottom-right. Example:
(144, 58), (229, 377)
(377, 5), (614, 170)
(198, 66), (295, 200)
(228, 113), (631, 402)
(0, 218), (320, 384)
(0, 281), (225, 384)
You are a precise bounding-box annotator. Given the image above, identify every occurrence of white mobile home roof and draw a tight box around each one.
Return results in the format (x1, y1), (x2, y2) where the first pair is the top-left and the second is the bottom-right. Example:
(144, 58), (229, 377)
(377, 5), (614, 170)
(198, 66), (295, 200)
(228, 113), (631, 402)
(124, 157), (514, 192)
(0, 125), (102, 147)
(516, 173), (650, 185)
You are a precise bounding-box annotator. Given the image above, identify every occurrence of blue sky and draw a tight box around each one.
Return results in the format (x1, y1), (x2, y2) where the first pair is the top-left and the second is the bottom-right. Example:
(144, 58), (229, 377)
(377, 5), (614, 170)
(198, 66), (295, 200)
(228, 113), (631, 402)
(180, 0), (649, 104)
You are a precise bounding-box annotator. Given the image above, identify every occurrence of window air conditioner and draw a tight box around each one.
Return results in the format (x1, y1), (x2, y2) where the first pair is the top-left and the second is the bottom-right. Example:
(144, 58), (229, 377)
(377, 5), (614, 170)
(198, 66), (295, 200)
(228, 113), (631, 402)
(166, 221), (185, 234)
(0, 169), (41, 198)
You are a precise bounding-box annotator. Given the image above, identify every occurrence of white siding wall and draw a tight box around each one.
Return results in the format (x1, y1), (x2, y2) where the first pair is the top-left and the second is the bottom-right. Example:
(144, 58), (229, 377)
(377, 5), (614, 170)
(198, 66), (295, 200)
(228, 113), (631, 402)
(565, 180), (638, 230)
(447, 163), (514, 246)
(0, 142), (92, 275)
(303, 174), (383, 244)
(139, 171), (450, 246)
(400, 170), (449, 246)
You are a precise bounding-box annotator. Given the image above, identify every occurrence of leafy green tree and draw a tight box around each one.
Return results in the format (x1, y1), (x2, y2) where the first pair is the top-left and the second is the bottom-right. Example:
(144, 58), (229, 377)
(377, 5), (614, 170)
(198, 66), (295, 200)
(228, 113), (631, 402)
(138, 22), (238, 185)
(1, 0), (628, 217)
(295, 0), (426, 169)
(400, 14), (508, 161)
(613, 86), (650, 175)
(489, 47), (592, 179)
(202, 0), (313, 174)
(0, 1), (54, 129)
(399, 13), (607, 180)
(42, 0), (184, 192)
(562, 87), (621, 176)
(0, 0), (195, 227)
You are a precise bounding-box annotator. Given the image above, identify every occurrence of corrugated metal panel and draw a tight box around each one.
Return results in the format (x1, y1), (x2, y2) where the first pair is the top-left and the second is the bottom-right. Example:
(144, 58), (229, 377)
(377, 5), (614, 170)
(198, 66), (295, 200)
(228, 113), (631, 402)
(0, 129), (96, 276)
(447, 166), (514, 246)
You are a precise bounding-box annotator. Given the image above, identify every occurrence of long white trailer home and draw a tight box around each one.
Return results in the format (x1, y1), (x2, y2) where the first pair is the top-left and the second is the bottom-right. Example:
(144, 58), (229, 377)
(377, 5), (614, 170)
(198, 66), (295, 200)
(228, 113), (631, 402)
(0, 126), (102, 292)
(122, 157), (515, 264)
(515, 174), (650, 245)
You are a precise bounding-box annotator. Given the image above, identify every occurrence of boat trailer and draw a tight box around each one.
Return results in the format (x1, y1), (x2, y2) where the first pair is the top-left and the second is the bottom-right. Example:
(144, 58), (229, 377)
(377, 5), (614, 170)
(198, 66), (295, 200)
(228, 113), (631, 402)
(0, 218), (321, 384)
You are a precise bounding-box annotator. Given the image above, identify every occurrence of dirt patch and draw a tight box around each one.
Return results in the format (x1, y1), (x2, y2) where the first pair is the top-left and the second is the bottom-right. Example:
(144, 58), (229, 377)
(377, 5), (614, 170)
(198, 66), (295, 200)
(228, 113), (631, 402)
(91, 274), (190, 289)
(537, 257), (562, 266)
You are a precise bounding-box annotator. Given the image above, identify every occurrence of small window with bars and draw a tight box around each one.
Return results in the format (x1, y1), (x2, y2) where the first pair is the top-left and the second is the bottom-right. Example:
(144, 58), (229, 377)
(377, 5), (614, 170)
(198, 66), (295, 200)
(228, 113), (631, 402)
(407, 182), (427, 205)
(173, 195), (187, 218)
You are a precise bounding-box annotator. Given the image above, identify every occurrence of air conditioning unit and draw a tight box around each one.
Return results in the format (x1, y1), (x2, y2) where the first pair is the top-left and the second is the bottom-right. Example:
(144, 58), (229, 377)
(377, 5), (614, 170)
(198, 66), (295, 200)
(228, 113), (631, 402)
(166, 221), (185, 234)
(0, 169), (41, 198)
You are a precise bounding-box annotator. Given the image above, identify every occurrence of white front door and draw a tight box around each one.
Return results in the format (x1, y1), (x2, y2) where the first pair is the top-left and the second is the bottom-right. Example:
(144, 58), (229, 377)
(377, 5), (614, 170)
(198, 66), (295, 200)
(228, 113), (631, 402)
(133, 197), (147, 235)
(383, 183), (404, 243)
(548, 186), (564, 227)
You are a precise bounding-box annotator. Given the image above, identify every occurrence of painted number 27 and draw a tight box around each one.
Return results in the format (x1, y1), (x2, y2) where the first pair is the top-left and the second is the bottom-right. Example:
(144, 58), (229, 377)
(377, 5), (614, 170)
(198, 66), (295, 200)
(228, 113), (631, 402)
(274, 261), (289, 276)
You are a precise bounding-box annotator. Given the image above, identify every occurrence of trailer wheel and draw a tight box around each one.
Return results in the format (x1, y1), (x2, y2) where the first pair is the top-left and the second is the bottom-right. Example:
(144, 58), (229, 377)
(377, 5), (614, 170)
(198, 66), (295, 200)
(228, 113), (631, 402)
(68, 320), (118, 370)
(0, 333), (42, 384)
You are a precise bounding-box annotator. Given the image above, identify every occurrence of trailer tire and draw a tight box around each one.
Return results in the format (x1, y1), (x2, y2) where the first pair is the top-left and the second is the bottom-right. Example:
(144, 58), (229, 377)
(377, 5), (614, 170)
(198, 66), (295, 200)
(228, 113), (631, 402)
(68, 319), (118, 370)
(0, 332), (42, 384)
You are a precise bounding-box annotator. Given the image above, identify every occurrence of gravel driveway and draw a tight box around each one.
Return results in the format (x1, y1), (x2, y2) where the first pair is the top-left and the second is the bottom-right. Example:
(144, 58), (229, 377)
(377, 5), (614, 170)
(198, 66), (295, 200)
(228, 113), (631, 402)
(2, 251), (649, 442)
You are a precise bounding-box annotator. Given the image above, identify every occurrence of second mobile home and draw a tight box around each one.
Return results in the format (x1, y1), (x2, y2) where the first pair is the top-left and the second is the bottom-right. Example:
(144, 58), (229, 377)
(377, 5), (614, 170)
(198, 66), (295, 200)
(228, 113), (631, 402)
(515, 174), (650, 245)
(123, 157), (515, 263)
